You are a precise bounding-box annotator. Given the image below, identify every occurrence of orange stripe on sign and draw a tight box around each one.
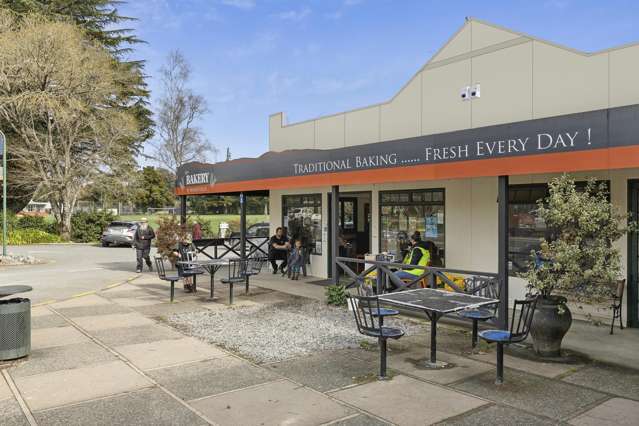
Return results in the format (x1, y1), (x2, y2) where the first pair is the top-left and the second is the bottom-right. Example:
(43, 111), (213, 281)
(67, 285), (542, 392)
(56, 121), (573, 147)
(175, 146), (639, 195)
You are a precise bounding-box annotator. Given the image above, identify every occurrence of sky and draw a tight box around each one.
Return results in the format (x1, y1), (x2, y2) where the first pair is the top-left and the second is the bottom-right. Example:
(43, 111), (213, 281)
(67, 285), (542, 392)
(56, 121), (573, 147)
(118, 0), (639, 163)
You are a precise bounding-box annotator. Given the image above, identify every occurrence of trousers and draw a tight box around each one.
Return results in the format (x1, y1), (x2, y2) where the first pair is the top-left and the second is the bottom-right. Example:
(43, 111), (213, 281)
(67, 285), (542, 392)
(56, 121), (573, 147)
(136, 248), (151, 270)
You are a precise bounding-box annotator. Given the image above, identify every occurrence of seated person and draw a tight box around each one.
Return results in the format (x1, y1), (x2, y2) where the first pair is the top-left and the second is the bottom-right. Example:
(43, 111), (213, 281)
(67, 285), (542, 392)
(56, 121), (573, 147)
(394, 231), (430, 283)
(269, 227), (290, 275)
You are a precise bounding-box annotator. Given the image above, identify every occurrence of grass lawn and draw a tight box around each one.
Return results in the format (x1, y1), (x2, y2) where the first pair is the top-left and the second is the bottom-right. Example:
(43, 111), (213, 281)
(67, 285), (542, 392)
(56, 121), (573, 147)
(118, 214), (269, 234)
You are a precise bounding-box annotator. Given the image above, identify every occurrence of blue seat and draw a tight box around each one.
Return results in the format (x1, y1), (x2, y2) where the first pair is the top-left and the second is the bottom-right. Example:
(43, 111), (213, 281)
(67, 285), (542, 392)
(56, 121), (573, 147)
(220, 258), (249, 305)
(348, 294), (405, 380)
(459, 308), (493, 320)
(478, 329), (511, 342)
(479, 297), (537, 384)
(459, 277), (499, 349)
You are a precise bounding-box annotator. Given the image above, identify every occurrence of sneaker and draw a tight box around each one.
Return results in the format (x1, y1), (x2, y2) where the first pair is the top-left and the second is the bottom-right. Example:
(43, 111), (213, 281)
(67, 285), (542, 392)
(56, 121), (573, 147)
(272, 268), (278, 274)
(136, 269), (142, 273)
(147, 264), (153, 272)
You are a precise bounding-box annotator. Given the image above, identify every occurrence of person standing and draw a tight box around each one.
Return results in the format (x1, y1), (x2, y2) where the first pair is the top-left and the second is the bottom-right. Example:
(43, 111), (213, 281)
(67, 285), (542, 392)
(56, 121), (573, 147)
(192, 221), (202, 241)
(134, 217), (155, 273)
(269, 227), (290, 274)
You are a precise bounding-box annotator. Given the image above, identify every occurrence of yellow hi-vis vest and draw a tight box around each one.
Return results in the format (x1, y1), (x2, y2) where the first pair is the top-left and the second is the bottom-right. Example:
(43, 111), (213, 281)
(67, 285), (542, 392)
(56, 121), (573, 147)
(402, 246), (430, 276)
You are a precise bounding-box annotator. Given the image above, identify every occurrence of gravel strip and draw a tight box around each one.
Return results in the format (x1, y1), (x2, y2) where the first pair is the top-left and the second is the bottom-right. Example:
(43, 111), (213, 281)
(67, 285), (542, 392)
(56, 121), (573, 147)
(168, 299), (426, 363)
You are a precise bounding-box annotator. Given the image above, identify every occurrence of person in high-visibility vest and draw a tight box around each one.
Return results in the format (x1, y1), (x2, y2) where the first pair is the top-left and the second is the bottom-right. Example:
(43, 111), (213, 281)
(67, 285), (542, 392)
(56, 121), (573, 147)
(395, 231), (430, 282)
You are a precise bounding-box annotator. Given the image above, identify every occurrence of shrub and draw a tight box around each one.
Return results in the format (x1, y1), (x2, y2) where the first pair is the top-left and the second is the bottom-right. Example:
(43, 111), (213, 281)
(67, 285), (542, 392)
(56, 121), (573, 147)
(16, 215), (48, 231)
(156, 215), (188, 265)
(2, 229), (61, 245)
(326, 284), (348, 306)
(71, 210), (115, 243)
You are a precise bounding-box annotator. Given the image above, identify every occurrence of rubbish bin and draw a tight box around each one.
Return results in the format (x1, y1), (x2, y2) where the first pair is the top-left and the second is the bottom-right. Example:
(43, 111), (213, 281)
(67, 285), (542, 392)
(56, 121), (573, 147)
(0, 298), (31, 360)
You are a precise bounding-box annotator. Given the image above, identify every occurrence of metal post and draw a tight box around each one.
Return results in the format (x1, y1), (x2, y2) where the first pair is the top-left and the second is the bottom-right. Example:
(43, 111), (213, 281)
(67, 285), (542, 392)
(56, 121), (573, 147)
(1, 131), (6, 256)
(496, 342), (504, 384)
(379, 338), (387, 379)
(179, 195), (187, 226)
(240, 192), (246, 260)
(498, 175), (510, 329)
(331, 185), (340, 284)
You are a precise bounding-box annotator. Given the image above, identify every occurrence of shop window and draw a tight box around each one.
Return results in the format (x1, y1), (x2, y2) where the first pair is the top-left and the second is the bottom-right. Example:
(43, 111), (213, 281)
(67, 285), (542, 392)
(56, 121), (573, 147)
(508, 181), (609, 274)
(379, 189), (445, 266)
(283, 194), (322, 255)
(339, 198), (357, 231)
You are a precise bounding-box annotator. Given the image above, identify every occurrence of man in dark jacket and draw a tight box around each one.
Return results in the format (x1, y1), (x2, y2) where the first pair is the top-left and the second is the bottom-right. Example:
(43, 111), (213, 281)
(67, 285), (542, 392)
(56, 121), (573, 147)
(269, 227), (290, 275)
(134, 217), (155, 273)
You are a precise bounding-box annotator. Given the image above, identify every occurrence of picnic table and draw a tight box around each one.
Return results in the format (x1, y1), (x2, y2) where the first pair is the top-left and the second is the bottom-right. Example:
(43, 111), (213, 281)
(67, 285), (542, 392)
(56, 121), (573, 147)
(177, 258), (236, 300)
(378, 288), (498, 368)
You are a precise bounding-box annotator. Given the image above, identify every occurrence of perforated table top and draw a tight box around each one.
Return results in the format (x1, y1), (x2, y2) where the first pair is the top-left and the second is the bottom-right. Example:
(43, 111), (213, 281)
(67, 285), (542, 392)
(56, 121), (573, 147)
(379, 288), (498, 314)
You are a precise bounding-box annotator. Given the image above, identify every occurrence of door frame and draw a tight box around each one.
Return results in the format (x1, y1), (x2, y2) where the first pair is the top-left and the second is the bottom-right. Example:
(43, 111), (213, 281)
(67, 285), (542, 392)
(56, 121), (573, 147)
(628, 180), (639, 328)
(327, 191), (373, 278)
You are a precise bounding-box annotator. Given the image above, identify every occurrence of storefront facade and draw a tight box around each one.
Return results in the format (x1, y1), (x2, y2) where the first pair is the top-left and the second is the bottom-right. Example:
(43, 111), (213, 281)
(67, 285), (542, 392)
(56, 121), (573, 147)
(176, 19), (639, 326)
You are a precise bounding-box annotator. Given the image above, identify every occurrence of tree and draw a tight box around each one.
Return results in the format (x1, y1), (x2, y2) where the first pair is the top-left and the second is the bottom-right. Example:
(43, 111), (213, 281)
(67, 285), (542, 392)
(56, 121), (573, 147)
(0, 1), (153, 210)
(0, 13), (139, 239)
(147, 50), (212, 173)
(134, 167), (175, 211)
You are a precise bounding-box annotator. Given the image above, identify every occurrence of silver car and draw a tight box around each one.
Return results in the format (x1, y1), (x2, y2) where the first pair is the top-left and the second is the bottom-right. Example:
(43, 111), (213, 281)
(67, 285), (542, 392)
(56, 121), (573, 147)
(101, 221), (138, 247)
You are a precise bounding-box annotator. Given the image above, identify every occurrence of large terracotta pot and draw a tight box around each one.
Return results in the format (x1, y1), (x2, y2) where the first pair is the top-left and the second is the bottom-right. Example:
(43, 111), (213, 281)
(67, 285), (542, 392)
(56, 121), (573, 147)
(530, 295), (572, 357)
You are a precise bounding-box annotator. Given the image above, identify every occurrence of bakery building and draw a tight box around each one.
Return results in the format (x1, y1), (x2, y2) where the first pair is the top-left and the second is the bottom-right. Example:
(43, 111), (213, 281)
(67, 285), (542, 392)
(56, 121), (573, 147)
(176, 19), (639, 327)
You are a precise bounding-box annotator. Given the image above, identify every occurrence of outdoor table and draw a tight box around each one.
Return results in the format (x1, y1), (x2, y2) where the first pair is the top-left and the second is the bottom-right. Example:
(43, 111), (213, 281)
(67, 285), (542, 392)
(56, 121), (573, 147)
(0, 285), (32, 298)
(177, 259), (236, 300)
(378, 288), (498, 369)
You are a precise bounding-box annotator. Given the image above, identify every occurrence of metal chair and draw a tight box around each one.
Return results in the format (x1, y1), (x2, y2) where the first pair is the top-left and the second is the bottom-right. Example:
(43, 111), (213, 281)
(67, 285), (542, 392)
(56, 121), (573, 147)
(244, 257), (266, 294)
(479, 296), (538, 384)
(220, 258), (248, 304)
(178, 250), (204, 293)
(155, 256), (180, 302)
(610, 279), (625, 335)
(347, 294), (404, 380)
(459, 277), (500, 349)
(356, 278), (400, 322)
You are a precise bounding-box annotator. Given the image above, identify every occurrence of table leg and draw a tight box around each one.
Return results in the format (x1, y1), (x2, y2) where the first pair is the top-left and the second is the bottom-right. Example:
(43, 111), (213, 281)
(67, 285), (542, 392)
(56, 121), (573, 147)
(424, 312), (449, 369)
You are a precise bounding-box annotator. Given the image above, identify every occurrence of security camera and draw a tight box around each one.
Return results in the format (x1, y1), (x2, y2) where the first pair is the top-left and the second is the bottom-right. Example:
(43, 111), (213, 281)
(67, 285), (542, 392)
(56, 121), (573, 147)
(471, 84), (480, 98)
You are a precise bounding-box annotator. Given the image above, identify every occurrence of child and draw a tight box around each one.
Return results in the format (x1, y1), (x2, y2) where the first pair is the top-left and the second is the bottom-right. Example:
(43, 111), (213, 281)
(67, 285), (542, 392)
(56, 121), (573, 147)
(287, 239), (305, 280)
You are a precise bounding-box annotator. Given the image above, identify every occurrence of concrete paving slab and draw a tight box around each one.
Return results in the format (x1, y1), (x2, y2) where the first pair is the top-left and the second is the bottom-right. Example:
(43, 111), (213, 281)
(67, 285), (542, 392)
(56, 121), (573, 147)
(31, 314), (69, 330)
(333, 374), (487, 426)
(101, 290), (160, 299)
(470, 351), (582, 378)
(453, 368), (608, 420)
(567, 398), (639, 426)
(34, 387), (208, 426)
(115, 337), (228, 370)
(91, 324), (184, 347)
(14, 360), (152, 411)
(434, 404), (558, 425)
(55, 303), (131, 318)
(328, 413), (391, 425)
(9, 341), (116, 378)
(110, 297), (164, 307)
(0, 398), (30, 426)
(149, 357), (279, 400)
(0, 375), (12, 400)
(391, 350), (493, 385)
(562, 363), (639, 400)
(265, 349), (378, 392)
(190, 379), (353, 425)
(72, 312), (155, 331)
(100, 283), (143, 293)
(51, 295), (111, 308)
(31, 306), (54, 317)
(31, 326), (89, 350)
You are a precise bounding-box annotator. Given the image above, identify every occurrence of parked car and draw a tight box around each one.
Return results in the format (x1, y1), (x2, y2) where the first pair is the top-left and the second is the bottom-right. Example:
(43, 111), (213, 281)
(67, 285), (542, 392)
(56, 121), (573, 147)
(230, 222), (270, 239)
(101, 221), (138, 247)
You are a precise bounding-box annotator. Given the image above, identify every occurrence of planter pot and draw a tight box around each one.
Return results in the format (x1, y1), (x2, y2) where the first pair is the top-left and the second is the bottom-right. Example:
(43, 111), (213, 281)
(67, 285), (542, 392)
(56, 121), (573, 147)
(530, 296), (572, 357)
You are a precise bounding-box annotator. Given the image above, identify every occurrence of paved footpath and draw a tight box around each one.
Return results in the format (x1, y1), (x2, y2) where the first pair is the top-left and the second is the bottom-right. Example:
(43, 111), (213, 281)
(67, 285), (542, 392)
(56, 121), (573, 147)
(1, 274), (639, 425)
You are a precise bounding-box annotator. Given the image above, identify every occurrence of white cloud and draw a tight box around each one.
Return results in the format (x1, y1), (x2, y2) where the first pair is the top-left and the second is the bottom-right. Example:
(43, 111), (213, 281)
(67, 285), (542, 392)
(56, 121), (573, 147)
(273, 7), (311, 22)
(220, 0), (255, 10)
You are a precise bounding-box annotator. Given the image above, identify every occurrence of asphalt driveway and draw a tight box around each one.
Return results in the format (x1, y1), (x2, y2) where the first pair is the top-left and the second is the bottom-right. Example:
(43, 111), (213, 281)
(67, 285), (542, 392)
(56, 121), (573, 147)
(1, 244), (156, 304)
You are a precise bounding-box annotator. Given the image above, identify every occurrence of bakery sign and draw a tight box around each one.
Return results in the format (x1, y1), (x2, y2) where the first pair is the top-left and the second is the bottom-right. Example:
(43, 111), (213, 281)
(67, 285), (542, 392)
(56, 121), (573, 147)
(185, 171), (212, 186)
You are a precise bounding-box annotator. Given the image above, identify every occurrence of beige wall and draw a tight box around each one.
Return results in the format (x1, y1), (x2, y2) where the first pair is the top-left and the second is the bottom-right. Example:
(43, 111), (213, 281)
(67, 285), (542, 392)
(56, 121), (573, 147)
(269, 19), (639, 152)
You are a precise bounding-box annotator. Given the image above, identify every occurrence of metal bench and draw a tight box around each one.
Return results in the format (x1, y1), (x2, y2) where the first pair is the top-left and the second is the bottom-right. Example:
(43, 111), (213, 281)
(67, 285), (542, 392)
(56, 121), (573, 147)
(220, 258), (249, 305)
(459, 276), (500, 349)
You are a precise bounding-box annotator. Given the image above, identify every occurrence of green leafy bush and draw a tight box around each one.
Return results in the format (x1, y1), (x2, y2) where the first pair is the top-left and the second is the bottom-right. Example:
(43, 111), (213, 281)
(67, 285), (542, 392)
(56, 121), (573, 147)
(1, 229), (61, 245)
(16, 215), (48, 231)
(326, 284), (348, 306)
(71, 210), (115, 243)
